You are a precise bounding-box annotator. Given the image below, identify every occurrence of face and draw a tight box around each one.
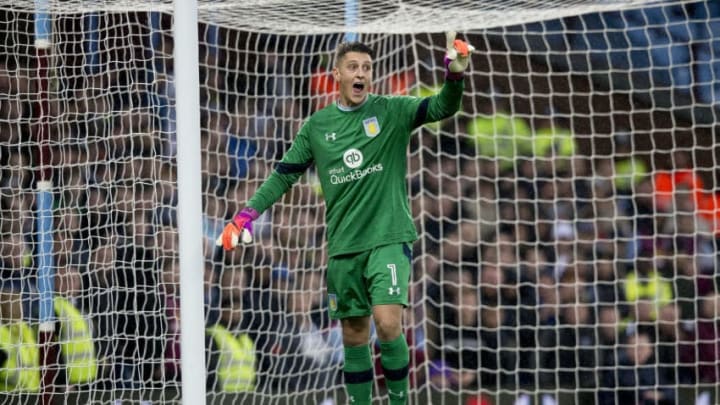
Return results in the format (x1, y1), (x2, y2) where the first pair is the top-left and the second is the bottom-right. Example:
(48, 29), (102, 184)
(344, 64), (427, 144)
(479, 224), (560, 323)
(626, 333), (653, 364)
(598, 307), (619, 341)
(333, 51), (372, 107)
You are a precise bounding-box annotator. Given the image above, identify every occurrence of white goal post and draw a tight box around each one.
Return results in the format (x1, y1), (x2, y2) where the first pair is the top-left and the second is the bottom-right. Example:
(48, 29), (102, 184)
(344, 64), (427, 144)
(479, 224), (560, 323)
(0, 1), (718, 405)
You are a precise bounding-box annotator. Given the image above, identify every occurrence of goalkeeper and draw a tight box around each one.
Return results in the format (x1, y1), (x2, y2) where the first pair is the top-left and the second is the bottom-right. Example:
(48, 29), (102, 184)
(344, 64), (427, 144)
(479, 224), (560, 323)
(219, 33), (471, 405)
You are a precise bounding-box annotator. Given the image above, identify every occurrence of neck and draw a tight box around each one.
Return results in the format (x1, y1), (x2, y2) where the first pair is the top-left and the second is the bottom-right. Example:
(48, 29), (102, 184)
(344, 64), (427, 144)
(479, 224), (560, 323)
(337, 95), (368, 111)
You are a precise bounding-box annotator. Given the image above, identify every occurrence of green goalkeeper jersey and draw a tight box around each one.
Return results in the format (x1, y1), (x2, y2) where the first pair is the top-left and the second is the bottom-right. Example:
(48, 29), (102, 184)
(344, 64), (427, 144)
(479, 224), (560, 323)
(247, 79), (463, 257)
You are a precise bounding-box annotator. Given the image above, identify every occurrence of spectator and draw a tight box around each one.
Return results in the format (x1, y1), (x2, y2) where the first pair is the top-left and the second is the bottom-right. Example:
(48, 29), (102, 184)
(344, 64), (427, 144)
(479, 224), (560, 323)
(624, 176), (660, 257)
(556, 266), (587, 308)
(279, 287), (343, 391)
(53, 263), (98, 388)
(439, 285), (518, 391)
(461, 179), (499, 243)
(206, 264), (256, 392)
(477, 304), (518, 389)
(159, 257), (181, 383)
(113, 210), (167, 388)
(308, 54), (338, 111)
(658, 185), (715, 257)
(0, 232), (30, 304)
(596, 305), (624, 392)
(440, 225), (478, 266)
(0, 231), (26, 321)
(0, 162), (33, 321)
(655, 303), (693, 386)
(79, 234), (119, 389)
(419, 255), (447, 364)
(612, 131), (649, 194)
(438, 285), (481, 390)
(553, 220), (580, 280)
(2, 149), (33, 192)
(682, 293), (720, 384)
(466, 108), (533, 175)
(232, 257), (289, 391)
(218, 266), (248, 331)
(589, 256), (625, 305)
(672, 254), (714, 321)
(79, 184), (113, 247)
(514, 249), (543, 386)
(613, 331), (676, 405)
(535, 270), (559, 329)
(538, 274), (594, 388)
(622, 253), (673, 327)
(654, 152), (701, 213)
(531, 113), (576, 173)
(0, 297), (40, 392)
(225, 117), (258, 181)
(205, 322), (256, 392)
(554, 303), (596, 390)
(478, 263), (506, 307)
(534, 270), (559, 387)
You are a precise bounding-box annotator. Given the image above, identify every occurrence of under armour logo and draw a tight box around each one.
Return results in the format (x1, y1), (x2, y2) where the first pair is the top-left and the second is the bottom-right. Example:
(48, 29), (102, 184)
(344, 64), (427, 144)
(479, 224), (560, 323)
(388, 287), (400, 295)
(325, 132), (336, 141)
(349, 395), (355, 403)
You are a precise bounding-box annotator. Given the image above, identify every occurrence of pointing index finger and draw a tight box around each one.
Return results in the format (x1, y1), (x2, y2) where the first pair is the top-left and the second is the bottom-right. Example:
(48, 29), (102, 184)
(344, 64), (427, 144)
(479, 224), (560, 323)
(445, 31), (456, 51)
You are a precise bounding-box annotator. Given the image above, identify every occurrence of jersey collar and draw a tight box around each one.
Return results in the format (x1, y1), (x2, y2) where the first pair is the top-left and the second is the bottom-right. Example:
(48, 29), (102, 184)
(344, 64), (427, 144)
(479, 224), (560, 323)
(336, 95), (369, 112)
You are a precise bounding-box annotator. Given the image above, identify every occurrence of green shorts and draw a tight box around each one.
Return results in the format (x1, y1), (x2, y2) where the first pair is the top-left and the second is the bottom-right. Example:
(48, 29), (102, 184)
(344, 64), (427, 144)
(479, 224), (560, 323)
(326, 243), (412, 320)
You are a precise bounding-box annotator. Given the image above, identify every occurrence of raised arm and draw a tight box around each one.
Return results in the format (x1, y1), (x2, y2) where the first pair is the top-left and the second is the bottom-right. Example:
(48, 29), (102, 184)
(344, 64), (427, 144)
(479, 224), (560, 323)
(413, 32), (473, 127)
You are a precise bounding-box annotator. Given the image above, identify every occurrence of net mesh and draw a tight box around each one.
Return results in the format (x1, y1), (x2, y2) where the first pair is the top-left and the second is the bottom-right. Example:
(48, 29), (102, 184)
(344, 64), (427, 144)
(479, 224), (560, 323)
(0, 0), (719, 404)
(8, 1), (676, 33)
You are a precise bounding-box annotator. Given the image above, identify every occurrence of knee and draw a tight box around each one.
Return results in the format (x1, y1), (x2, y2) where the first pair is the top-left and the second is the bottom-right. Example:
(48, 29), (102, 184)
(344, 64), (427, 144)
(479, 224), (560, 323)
(343, 317), (371, 346)
(344, 329), (369, 347)
(374, 317), (402, 342)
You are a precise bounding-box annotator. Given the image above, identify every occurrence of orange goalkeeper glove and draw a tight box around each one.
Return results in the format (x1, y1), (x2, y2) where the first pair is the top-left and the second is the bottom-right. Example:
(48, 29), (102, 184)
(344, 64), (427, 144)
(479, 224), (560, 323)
(444, 31), (474, 80)
(216, 207), (259, 250)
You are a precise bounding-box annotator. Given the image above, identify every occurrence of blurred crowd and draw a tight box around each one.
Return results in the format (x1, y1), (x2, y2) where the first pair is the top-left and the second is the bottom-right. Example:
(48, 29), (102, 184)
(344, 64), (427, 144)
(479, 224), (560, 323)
(0, 12), (719, 404)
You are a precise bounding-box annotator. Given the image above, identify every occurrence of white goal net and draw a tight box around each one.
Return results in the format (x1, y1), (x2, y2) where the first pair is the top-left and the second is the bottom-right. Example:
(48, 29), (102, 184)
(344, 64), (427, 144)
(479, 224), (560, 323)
(0, 0), (718, 404)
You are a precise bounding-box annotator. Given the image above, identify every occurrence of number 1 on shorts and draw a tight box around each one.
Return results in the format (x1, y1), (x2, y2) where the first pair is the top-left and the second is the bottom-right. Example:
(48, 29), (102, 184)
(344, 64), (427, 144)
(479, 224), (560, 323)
(387, 264), (399, 295)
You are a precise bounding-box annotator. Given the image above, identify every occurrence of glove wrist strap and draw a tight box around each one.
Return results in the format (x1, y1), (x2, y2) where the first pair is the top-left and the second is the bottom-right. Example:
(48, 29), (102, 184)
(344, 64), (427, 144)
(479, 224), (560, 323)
(235, 207), (260, 225)
(444, 55), (465, 81)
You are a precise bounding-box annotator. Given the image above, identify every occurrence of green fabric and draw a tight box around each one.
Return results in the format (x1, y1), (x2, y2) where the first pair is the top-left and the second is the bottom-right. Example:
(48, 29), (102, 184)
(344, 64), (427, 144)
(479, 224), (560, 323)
(326, 243), (412, 320)
(344, 345), (373, 405)
(247, 79), (463, 257)
(421, 79), (464, 124)
(410, 83), (442, 132)
(380, 334), (409, 405)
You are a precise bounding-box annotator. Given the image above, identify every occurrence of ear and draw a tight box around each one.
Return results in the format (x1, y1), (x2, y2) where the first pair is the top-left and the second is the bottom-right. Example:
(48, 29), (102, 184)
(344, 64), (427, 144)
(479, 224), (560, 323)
(332, 66), (340, 81)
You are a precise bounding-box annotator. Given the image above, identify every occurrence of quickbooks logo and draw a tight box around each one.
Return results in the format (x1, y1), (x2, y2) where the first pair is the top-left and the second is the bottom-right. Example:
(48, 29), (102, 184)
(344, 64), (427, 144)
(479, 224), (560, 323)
(331, 148), (383, 185)
(343, 148), (363, 169)
(330, 164), (384, 185)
